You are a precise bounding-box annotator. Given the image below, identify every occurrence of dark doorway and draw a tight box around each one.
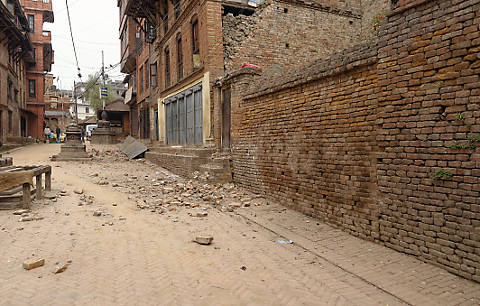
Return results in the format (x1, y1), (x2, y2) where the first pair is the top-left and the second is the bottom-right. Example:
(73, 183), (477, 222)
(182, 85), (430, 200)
(140, 108), (150, 139)
(154, 109), (159, 141)
(222, 87), (231, 149)
(131, 107), (139, 137)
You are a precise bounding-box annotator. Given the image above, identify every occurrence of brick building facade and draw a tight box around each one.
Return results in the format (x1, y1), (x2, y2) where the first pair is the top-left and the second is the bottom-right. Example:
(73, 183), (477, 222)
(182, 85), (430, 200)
(216, 0), (480, 281)
(0, 0), (34, 145)
(19, 0), (54, 140)
(118, 0), (158, 141)
(120, 0), (387, 147)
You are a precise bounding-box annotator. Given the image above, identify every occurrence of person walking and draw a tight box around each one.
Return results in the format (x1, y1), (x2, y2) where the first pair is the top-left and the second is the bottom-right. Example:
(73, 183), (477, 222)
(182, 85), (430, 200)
(56, 126), (61, 143)
(44, 126), (51, 143)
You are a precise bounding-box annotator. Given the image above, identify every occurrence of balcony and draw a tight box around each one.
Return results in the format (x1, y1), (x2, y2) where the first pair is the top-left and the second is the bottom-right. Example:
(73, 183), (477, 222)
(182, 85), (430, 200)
(43, 43), (53, 72)
(125, 0), (157, 26)
(43, 9), (54, 23)
(121, 51), (136, 74)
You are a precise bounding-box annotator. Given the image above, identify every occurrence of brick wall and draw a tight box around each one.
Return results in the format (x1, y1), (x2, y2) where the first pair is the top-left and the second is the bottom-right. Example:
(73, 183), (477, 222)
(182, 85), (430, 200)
(228, 0), (480, 281)
(376, 0), (480, 281)
(223, 0), (363, 72)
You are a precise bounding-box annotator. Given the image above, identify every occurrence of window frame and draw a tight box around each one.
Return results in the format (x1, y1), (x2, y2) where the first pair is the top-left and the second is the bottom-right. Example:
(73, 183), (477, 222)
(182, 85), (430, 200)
(165, 48), (170, 88)
(28, 14), (35, 33)
(177, 36), (183, 80)
(28, 79), (36, 99)
(192, 19), (199, 55)
(150, 62), (157, 88)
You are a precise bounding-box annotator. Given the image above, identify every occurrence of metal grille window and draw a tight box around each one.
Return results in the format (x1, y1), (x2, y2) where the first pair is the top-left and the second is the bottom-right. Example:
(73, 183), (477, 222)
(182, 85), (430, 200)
(164, 83), (203, 146)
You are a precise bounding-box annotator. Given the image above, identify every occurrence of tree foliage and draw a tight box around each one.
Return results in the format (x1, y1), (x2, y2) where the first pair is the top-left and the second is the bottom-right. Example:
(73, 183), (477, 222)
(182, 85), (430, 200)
(83, 74), (120, 114)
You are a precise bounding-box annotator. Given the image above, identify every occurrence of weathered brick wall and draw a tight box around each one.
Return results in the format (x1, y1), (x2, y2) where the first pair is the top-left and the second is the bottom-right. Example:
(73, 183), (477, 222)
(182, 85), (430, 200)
(376, 0), (480, 280)
(229, 0), (480, 281)
(232, 45), (380, 238)
(223, 0), (363, 72)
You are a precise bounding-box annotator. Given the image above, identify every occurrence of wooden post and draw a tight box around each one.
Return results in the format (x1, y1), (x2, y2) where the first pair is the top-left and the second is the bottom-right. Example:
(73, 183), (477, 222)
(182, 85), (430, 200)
(45, 170), (51, 191)
(22, 183), (31, 209)
(36, 175), (43, 199)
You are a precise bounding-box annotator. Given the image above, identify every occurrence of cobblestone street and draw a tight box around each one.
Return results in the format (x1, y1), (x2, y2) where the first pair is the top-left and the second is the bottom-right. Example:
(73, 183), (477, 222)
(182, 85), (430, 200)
(0, 144), (479, 306)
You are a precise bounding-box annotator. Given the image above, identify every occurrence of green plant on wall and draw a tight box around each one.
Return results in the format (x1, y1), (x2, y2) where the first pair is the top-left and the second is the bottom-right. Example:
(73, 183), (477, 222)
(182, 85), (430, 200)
(431, 169), (453, 180)
(373, 8), (388, 32)
(469, 136), (480, 143)
(447, 143), (476, 149)
(455, 113), (465, 121)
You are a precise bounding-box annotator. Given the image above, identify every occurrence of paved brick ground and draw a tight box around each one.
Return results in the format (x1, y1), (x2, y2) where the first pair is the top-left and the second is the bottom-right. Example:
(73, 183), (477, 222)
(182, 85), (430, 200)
(0, 144), (479, 306)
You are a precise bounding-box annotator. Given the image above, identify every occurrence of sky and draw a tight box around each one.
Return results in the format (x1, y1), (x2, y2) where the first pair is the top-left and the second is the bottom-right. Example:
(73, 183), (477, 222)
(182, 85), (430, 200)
(46, 0), (122, 91)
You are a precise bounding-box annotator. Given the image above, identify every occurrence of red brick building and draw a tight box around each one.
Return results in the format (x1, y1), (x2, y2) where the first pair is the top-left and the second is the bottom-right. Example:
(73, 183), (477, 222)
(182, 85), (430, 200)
(118, 0), (158, 141)
(0, 0), (34, 145)
(19, 0), (54, 139)
(121, 0), (388, 148)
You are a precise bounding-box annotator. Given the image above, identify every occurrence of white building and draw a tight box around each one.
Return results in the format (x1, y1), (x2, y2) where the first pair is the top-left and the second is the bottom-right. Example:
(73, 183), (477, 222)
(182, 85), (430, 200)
(70, 99), (93, 121)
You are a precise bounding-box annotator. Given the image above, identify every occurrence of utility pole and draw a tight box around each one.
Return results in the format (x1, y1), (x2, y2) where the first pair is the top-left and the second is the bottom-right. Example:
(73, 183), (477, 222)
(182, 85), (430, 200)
(74, 81), (78, 125)
(102, 50), (106, 110)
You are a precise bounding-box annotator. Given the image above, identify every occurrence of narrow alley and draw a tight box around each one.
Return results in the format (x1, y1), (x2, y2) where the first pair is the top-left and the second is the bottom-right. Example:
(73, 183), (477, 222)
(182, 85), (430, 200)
(1, 144), (479, 306)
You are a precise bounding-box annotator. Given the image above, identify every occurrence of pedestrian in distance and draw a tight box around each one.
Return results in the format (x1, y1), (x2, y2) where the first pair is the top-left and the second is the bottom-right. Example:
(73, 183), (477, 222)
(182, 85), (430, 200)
(44, 126), (51, 143)
(56, 126), (61, 143)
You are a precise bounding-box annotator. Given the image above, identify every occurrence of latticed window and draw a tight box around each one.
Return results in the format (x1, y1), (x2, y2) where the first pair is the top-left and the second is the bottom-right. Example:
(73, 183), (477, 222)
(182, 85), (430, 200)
(165, 48), (170, 87)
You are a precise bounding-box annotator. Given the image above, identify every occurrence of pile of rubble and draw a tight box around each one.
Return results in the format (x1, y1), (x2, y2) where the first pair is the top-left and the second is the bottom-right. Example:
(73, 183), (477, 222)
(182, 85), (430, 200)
(90, 148), (129, 162)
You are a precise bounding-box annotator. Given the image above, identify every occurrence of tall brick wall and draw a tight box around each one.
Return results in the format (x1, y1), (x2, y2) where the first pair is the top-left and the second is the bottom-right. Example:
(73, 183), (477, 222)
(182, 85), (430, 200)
(376, 0), (480, 280)
(223, 0), (363, 72)
(228, 0), (480, 281)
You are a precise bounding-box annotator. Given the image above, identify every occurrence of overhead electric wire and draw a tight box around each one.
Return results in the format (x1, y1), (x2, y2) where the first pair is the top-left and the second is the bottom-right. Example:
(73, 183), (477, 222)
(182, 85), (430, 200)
(65, 0), (82, 80)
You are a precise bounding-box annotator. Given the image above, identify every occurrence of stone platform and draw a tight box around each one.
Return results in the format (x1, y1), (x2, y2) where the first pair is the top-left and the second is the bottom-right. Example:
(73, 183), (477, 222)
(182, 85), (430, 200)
(51, 125), (91, 162)
(145, 146), (232, 183)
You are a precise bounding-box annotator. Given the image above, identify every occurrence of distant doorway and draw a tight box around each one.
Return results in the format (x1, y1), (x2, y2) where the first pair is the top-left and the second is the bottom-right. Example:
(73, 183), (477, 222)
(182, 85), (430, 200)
(222, 87), (231, 149)
(21, 116), (27, 137)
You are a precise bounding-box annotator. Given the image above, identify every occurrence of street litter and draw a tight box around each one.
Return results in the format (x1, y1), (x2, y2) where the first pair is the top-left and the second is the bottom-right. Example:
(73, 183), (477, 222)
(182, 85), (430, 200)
(277, 240), (294, 244)
(194, 236), (214, 245)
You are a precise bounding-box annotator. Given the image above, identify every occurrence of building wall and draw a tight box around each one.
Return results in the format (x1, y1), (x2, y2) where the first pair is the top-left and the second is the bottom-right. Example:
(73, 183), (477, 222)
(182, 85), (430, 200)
(0, 17), (29, 143)
(21, 0), (54, 139)
(228, 0), (480, 281)
(223, 0), (363, 73)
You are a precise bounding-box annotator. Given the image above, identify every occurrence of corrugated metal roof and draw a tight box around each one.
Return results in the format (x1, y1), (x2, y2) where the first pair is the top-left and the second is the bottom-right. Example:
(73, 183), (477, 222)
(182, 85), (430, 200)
(45, 111), (69, 117)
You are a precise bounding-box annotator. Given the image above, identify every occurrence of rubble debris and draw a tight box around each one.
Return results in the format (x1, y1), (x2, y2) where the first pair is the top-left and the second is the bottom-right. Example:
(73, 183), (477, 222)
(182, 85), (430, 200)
(44, 192), (57, 199)
(119, 136), (148, 159)
(23, 258), (45, 270)
(93, 211), (102, 217)
(74, 189), (84, 194)
(13, 209), (29, 215)
(240, 266), (247, 271)
(18, 214), (44, 222)
(195, 212), (208, 218)
(229, 202), (242, 208)
(278, 240), (294, 244)
(119, 216), (127, 221)
(54, 263), (69, 274)
(194, 236), (214, 245)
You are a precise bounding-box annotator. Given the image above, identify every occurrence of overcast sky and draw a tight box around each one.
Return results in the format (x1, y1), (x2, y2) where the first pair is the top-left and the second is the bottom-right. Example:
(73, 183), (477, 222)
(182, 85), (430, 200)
(46, 0), (122, 90)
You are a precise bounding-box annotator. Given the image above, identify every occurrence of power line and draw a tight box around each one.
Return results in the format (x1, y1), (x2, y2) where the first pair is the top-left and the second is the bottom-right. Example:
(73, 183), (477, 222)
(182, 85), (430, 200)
(65, 0), (82, 80)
